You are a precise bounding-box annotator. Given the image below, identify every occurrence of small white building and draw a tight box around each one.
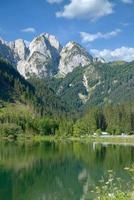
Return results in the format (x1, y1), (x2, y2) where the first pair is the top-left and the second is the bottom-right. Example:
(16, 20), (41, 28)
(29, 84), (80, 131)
(101, 132), (109, 136)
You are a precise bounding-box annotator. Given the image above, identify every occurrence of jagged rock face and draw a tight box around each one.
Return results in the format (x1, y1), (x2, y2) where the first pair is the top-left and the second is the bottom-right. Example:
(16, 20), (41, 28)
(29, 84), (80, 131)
(44, 33), (62, 52)
(17, 60), (29, 79)
(0, 39), (16, 65)
(0, 38), (28, 66)
(9, 39), (28, 61)
(0, 33), (96, 79)
(0, 33), (62, 78)
(23, 33), (62, 78)
(79, 65), (101, 103)
(58, 42), (93, 76)
(93, 57), (105, 63)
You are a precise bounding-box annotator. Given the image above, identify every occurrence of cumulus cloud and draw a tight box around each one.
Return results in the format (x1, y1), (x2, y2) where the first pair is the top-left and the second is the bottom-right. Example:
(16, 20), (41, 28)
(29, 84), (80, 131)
(121, 0), (133, 3)
(91, 47), (134, 62)
(80, 29), (121, 42)
(56, 0), (114, 21)
(21, 27), (36, 33)
(47, 0), (63, 3)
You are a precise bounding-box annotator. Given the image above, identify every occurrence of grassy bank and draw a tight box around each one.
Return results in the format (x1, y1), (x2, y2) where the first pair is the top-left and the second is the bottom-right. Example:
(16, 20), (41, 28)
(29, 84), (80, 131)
(51, 135), (134, 143)
(20, 135), (134, 144)
(2, 134), (134, 144)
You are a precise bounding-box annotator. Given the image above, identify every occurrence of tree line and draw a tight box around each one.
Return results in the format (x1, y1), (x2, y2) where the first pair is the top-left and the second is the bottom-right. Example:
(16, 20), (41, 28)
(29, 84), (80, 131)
(0, 102), (134, 138)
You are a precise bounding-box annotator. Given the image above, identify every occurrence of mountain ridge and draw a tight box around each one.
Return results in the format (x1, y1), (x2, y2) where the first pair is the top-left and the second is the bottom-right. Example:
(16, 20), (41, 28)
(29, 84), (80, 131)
(0, 57), (71, 117)
(0, 33), (99, 79)
(0, 33), (133, 112)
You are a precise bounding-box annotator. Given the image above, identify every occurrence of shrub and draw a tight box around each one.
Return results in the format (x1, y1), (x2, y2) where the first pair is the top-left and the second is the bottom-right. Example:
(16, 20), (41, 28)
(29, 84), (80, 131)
(0, 123), (22, 137)
(96, 128), (102, 135)
(33, 118), (59, 135)
(92, 171), (130, 200)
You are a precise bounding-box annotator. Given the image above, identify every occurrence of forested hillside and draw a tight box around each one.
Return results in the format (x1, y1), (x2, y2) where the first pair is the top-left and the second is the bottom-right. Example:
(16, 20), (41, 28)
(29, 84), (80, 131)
(73, 103), (134, 136)
(0, 57), (134, 138)
(0, 58), (72, 138)
(0, 58), (69, 116)
(0, 57), (34, 102)
(45, 61), (134, 111)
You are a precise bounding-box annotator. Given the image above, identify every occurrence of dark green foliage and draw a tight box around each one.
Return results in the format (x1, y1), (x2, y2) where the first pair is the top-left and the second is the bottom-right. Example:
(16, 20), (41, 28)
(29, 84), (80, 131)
(87, 61), (134, 106)
(0, 57), (134, 138)
(0, 104), (59, 136)
(0, 123), (22, 137)
(45, 62), (134, 111)
(32, 117), (59, 135)
(73, 103), (134, 136)
(0, 58), (34, 101)
(29, 78), (71, 116)
(0, 58), (73, 137)
(56, 117), (74, 136)
(45, 67), (87, 110)
(0, 104), (34, 133)
(0, 102), (133, 137)
(0, 58), (70, 117)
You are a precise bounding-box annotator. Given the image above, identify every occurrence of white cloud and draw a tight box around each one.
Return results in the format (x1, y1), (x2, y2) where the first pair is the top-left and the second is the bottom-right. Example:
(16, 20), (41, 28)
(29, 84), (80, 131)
(56, 0), (114, 20)
(91, 47), (134, 62)
(47, 0), (63, 3)
(121, 0), (133, 3)
(21, 27), (36, 33)
(80, 29), (121, 42)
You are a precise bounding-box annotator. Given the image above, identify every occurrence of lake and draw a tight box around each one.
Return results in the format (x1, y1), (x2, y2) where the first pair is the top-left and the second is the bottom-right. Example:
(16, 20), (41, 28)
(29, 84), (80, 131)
(0, 141), (134, 200)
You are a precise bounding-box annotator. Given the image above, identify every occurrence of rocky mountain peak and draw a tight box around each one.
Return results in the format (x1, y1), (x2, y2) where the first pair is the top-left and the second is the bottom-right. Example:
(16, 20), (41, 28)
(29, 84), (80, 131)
(65, 41), (78, 49)
(0, 38), (16, 65)
(0, 37), (6, 45)
(0, 33), (103, 79)
(30, 33), (62, 53)
(11, 39), (27, 61)
(22, 33), (62, 78)
(58, 41), (93, 76)
(43, 33), (62, 52)
(93, 57), (105, 64)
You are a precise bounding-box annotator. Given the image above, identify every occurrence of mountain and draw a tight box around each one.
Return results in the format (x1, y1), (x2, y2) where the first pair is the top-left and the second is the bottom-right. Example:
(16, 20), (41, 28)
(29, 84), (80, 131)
(0, 33), (134, 113)
(58, 41), (93, 76)
(0, 57), (70, 116)
(45, 61), (134, 111)
(0, 39), (17, 65)
(0, 57), (34, 102)
(0, 33), (93, 79)
(17, 33), (62, 79)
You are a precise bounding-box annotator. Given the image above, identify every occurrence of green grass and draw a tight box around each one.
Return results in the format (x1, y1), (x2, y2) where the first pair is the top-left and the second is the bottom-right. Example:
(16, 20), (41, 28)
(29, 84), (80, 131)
(2, 131), (134, 144)
(58, 135), (134, 144)
(13, 135), (134, 144)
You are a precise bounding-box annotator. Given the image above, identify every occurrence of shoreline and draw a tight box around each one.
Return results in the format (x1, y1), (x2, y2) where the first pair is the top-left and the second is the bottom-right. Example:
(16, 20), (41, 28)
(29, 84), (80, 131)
(1, 135), (134, 144)
(25, 135), (134, 144)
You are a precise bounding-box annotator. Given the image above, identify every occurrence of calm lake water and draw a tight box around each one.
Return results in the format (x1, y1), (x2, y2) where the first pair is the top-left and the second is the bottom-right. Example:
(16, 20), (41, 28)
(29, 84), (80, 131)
(0, 141), (134, 200)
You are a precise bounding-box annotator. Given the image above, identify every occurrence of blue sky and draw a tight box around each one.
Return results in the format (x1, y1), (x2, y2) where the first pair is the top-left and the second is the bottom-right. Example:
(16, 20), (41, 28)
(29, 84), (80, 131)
(0, 0), (134, 61)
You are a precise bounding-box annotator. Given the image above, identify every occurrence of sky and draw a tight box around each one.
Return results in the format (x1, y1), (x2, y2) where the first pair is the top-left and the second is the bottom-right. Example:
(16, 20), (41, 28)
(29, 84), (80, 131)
(0, 0), (134, 61)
